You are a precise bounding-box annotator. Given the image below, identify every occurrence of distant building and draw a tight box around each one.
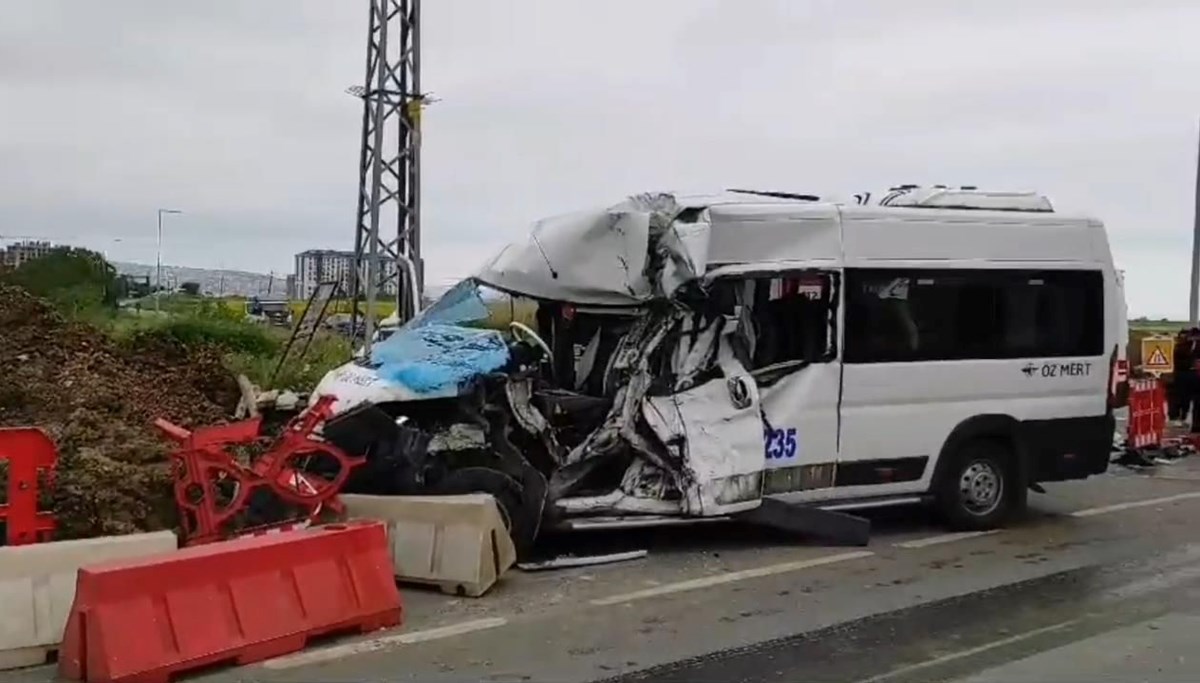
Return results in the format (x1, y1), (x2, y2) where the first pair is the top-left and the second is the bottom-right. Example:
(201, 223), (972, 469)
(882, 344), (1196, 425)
(293, 249), (396, 300)
(1, 240), (57, 268)
(285, 274), (297, 300)
(294, 249), (354, 300)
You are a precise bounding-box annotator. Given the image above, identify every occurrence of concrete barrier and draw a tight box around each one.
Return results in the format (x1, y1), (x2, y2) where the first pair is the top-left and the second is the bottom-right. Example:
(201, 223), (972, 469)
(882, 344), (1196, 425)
(0, 531), (177, 670)
(342, 494), (516, 597)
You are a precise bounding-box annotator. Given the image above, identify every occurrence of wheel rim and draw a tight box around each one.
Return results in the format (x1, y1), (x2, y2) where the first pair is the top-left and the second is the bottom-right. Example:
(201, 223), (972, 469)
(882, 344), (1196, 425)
(958, 460), (1003, 516)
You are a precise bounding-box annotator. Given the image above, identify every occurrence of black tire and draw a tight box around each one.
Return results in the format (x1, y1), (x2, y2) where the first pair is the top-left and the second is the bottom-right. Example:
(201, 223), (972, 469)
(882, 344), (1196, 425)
(935, 439), (1019, 531)
(430, 467), (538, 556)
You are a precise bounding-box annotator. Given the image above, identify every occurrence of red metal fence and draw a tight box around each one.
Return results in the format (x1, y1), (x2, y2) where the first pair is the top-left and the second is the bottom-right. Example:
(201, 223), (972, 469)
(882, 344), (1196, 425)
(0, 427), (58, 545)
(1127, 378), (1167, 450)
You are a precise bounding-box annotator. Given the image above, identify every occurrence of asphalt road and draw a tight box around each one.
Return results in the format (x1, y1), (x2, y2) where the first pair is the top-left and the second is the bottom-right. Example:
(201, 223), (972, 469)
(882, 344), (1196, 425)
(5, 456), (1200, 683)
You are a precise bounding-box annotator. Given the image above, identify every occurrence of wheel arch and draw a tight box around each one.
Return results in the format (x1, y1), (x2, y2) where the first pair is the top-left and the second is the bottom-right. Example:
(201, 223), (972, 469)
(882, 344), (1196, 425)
(930, 414), (1030, 493)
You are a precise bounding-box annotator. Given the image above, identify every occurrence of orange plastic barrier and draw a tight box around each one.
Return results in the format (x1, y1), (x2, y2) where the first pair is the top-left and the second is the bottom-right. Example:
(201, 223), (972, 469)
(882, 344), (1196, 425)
(1127, 378), (1167, 449)
(59, 521), (401, 683)
(0, 427), (57, 545)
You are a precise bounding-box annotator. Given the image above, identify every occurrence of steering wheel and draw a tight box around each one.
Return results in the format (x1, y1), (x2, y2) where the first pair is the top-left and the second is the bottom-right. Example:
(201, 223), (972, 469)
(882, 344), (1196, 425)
(509, 321), (553, 360)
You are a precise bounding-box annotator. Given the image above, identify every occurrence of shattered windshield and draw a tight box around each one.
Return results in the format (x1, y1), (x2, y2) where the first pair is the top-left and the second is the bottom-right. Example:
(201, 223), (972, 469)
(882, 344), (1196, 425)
(407, 278), (494, 329)
(360, 279), (527, 396)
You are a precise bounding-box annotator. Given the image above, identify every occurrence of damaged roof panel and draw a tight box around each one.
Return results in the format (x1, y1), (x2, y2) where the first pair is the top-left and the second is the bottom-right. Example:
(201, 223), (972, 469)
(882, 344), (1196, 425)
(474, 192), (825, 306)
(475, 207), (654, 306)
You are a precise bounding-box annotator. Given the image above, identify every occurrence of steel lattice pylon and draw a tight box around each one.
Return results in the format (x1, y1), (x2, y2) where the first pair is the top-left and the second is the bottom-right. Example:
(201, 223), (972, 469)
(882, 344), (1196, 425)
(350, 0), (423, 347)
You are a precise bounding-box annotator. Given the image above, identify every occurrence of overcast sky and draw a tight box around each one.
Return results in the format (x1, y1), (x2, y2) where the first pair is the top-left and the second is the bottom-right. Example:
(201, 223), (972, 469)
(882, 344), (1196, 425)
(2, 0), (1200, 317)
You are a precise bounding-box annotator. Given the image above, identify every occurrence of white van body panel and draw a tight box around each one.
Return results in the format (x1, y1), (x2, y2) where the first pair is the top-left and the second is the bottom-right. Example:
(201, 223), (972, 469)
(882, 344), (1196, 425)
(690, 197), (1117, 509)
(318, 188), (1123, 530)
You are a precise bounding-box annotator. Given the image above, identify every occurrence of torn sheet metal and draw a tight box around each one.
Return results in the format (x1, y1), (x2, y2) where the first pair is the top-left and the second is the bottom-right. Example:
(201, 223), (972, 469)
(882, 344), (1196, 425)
(505, 376), (564, 465)
(547, 309), (681, 500)
(518, 549), (648, 572)
(574, 331), (602, 391)
(669, 315), (722, 392)
(655, 217), (711, 299)
(475, 208), (654, 305)
(474, 193), (712, 306)
(427, 423), (488, 453)
(643, 330), (766, 516)
(554, 488), (681, 516)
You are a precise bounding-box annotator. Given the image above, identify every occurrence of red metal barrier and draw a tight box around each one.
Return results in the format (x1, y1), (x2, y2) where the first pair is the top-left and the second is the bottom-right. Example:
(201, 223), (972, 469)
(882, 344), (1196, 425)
(58, 520), (402, 683)
(0, 427), (57, 545)
(1127, 378), (1167, 449)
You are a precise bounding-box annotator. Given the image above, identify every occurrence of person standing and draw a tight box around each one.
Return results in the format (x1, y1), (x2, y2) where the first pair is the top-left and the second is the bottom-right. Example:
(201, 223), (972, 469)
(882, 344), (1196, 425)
(1171, 328), (1191, 424)
(1188, 328), (1200, 434)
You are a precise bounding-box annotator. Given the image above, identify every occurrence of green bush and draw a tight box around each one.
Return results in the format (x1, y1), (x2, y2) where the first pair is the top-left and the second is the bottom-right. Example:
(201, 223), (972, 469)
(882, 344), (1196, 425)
(118, 316), (279, 357)
(192, 298), (247, 323)
(1, 248), (118, 316)
(225, 332), (351, 391)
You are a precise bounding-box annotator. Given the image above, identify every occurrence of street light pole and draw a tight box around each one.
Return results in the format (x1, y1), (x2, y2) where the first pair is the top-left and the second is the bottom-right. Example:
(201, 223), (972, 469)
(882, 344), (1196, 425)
(1190, 121), (1200, 326)
(156, 209), (182, 311)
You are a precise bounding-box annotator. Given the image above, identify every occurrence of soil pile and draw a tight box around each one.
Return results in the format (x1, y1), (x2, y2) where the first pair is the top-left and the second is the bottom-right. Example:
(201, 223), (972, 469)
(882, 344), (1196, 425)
(0, 284), (239, 538)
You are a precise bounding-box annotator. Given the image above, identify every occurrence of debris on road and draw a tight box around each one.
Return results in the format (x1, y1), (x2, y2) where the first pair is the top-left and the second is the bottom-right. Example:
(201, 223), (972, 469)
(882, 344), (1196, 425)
(234, 374), (309, 419)
(737, 499), (871, 547)
(518, 549), (648, 572)
(0, 284), (239, 539)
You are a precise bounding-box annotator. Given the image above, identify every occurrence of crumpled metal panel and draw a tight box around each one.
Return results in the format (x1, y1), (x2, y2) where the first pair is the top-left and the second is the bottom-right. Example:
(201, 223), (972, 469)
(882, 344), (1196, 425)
(474, 193), (715, 306)
(644, 330), (766, 516)
(475, 208), (654, 305)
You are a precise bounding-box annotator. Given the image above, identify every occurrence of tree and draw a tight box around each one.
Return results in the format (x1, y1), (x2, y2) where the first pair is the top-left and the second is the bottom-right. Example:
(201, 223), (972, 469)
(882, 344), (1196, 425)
(180, 281), (201, 296)
(0, 247), (118, 314)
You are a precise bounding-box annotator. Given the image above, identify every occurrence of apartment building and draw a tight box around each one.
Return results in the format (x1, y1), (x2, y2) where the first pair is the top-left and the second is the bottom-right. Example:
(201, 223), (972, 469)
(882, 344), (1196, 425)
(293, 249), (400, 300)
(0, 240), (57, 268)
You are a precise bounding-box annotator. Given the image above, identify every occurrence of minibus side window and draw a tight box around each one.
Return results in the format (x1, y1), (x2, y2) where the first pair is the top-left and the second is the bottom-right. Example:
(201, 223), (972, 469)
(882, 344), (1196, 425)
(844, 269), (1103, 363)
(714, 272), (836, 379)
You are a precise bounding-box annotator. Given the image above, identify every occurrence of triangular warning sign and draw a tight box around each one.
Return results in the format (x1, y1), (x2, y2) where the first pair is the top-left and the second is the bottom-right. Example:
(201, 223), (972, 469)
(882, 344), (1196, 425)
(1147, 347), (1169, 367)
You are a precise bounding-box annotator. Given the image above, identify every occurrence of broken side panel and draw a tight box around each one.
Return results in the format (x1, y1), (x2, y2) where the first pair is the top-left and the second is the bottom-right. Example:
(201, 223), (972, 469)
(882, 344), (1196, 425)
(758, 366), (841, 499)
(747, 270), (844, 500)
(694, 269), (844, 499)
(643, 329), (766, 516)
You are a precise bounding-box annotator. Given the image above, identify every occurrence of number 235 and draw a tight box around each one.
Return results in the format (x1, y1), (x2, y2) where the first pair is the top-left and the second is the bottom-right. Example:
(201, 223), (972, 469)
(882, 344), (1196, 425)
(765, 427), (797, 460)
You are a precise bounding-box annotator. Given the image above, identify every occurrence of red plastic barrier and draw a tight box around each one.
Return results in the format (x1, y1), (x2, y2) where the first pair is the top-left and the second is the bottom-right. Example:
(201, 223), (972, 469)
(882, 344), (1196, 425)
(59, 520), (402, 683)
(0, 427), (57, 545)
(1127, 378), (1167, 449)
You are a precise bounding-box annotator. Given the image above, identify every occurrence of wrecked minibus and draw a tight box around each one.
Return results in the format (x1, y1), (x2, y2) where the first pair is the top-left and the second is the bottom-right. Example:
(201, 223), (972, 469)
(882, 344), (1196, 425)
(314, 186), (1125, 552)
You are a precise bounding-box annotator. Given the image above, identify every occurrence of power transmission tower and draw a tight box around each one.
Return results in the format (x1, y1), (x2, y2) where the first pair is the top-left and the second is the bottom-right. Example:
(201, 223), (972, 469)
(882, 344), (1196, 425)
(349, 0), (425, 352)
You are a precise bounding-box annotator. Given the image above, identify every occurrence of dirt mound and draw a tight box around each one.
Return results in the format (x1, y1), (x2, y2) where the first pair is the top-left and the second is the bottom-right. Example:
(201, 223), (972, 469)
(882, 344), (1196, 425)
(0, 284), (238, 538)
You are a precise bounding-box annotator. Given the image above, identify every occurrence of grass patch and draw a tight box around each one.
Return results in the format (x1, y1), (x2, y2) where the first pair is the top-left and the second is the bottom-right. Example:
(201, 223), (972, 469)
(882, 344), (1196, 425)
(226, 333), (352, 392)
(85, 305), (348, 392)
(116, 317), (280, 357)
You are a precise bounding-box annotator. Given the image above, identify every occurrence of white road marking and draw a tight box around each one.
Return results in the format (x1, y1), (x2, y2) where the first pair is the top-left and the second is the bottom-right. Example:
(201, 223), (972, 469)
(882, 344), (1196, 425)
(853, 619), (1079, 683)
(260, 617), (509, 670)
(893, 530), (999, 549)
(261, 492), (1200, 670)
(1070, 491), (1200, 518)
(589, 550), (875, 606)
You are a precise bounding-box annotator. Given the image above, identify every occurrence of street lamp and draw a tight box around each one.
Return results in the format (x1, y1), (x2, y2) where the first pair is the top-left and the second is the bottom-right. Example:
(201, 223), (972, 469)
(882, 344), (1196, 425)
(101, 237), (122, 262)
(156, 209), (182, 311)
